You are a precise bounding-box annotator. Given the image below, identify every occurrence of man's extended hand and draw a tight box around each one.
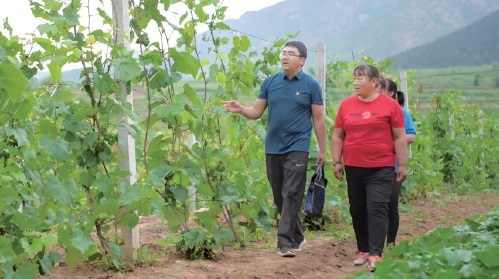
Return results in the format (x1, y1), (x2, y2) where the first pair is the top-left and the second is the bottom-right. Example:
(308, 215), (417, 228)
(222, 100), (242, 113)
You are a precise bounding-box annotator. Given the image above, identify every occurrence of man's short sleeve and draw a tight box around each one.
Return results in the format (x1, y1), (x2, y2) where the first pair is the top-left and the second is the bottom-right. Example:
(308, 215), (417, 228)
(257, 75), (275, 99)
(310, 78), (323, 105)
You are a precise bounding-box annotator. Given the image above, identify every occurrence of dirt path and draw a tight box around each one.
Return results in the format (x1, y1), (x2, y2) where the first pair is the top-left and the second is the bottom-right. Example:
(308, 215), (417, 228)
(50, 193), (498, 279)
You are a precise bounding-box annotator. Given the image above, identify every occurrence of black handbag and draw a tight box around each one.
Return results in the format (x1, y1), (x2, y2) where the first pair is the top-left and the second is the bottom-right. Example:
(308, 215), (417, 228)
(304, 164), (328, 217)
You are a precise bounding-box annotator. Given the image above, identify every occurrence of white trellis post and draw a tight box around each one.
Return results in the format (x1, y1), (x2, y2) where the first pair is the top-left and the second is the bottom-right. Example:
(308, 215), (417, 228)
(449, 114), (455, 140)
(187, 134), (197, 213)
(112, 0), (139, 261)
(315, 43), (326, 158)
(400, 71), (412, 158)
(315, 43), (326, 113)
(400, 71), (409, 109)
(478, 110), (484, 168)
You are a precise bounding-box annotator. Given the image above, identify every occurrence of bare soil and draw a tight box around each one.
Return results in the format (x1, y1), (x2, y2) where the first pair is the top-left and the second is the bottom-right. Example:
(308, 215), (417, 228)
(48, 193), (499, 279)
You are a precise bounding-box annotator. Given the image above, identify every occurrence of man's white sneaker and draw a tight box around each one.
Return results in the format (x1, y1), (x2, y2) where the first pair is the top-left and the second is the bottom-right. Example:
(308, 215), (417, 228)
(292, 239), (307, 252)
(277, 247), (296, 257)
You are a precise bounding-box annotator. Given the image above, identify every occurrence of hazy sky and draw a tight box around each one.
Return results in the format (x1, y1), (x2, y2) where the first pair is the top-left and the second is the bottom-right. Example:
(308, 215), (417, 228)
(0, 1), (283, 71)
(0, 0), (283, 36)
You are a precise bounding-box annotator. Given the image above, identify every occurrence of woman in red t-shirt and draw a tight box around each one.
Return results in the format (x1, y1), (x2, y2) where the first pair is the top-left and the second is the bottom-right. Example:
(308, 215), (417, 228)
(331, 64), (408, 272)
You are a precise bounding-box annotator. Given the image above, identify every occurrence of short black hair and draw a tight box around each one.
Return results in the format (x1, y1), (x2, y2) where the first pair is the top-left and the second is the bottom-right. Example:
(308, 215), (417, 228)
(285, 41), (307, 58)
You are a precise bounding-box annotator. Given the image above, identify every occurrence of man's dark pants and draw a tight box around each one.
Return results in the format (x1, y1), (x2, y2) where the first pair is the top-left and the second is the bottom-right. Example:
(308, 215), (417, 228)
(266, 151), (308, 249)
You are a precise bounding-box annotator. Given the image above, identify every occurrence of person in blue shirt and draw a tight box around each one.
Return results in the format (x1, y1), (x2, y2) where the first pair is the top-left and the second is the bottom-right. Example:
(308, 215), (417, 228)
(384, 79), (416, 247)
(222, 41), (327, 257)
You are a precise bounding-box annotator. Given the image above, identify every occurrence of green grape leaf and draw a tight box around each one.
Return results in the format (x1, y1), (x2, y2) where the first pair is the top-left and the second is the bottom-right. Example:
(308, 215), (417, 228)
(39, 136), (70, 161)
(39, 254), (54, 276)
(6, 127), (29, 147)
(119, 213), (139, 227)
(212, 227), (234, 246)
(109, 243), (122, 269)
(65, 245), (84, 269)
(39, 119), (59, 137)
(440, 248), (472, 266)
(20, 237), (43, 258)
(149, 69), (169, 90)
(150, 165), (172, 179)
(46, 175), (78, 205)
(240, 35), (251, 51)
(475, 247), (499, 268)
(119, 184), (142, 205)
(0, 236), (16, 263)
(12, 262), (38, 279)
(183, 83), (202, 106)
(48, 60), (62, 81)
(0, 64), (29, 102)
(115, 57), (141, 82)
(155, 102), (184, 118)
(164, 207), (187, 232)
(71, 232), (96, 255)
(240, 203), (258, 220)
(169, 185), (188, 203)
(94, 73), (120, 93)
(169, 48), (200, 78)
(62, 6), (80, 26)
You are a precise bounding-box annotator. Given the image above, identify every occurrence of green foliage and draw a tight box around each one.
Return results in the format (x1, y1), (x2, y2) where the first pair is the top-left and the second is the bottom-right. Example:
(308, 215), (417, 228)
(494, 76), (499, 88)
(176, 226), (234, 260)
(392, 90), (499, 201)
(409, 65), (499, 117)
(1, 0), (499, 277)
(3, 0), (283, 275)
(349, 210), (499, 278)
(473, 74), (480, 86)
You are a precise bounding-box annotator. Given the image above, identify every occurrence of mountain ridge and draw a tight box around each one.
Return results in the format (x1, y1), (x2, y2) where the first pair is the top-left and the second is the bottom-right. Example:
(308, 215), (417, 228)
(390, 9), (499, 69)
(47, 1), (499, 81)
(220, 0), (499, 61)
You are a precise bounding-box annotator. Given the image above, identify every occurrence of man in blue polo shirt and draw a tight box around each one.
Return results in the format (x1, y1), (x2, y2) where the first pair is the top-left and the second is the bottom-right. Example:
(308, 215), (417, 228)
(222, 41), (327, 257)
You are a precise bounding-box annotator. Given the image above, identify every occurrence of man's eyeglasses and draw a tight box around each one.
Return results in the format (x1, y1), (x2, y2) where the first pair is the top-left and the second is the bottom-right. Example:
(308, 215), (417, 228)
(280, 51), (302, 58)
